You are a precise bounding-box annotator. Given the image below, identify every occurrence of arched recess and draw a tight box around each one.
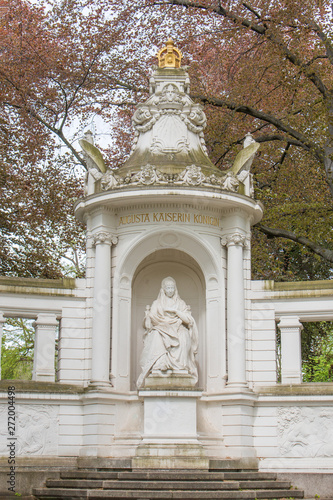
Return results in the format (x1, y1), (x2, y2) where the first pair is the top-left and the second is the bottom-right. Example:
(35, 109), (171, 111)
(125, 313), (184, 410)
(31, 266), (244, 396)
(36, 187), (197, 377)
(112, 228), (226, 393)
(132, 249), (205, 390)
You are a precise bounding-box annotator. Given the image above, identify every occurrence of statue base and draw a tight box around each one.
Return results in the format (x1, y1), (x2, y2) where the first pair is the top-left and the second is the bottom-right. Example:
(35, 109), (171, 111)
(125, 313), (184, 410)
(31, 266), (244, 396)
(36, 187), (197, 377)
(133, 443), (208, 469)
(137, 388), (204, 468)
(144, 370), (197, 389)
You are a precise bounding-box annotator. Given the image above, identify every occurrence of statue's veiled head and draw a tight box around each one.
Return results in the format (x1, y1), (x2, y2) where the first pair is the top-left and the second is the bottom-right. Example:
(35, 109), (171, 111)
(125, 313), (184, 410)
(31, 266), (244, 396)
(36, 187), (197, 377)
(161, 276), (177, 298)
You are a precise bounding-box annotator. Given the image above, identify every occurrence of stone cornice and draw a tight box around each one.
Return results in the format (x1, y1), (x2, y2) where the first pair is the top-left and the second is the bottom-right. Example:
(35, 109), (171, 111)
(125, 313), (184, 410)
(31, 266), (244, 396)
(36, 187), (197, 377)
(75, 188), (263, 225)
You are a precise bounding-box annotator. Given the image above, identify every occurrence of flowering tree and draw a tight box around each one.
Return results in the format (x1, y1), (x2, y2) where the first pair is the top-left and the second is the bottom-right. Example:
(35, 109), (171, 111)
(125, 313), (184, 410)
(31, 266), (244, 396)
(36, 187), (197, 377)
(1, 0), (333, 279)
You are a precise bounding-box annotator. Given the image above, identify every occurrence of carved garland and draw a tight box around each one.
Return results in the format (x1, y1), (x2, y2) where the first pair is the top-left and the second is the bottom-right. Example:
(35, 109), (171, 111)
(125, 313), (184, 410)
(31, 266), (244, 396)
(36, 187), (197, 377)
(100, 164), (247, 194)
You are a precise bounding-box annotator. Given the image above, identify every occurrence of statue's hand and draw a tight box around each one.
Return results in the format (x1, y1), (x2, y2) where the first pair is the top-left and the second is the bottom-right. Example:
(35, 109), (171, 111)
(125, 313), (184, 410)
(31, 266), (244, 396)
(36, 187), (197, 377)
(165, 307), (178, 315)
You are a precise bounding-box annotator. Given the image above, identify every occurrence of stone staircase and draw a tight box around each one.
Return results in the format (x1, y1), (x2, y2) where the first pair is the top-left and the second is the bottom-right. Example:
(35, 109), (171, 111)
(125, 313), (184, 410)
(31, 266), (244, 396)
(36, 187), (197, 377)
(33, 463), (305, 499)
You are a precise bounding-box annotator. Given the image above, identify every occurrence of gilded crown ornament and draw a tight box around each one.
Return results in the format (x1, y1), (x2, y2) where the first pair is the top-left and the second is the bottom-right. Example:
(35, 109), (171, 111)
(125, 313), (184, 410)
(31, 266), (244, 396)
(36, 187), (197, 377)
(157, 39), (182, 68)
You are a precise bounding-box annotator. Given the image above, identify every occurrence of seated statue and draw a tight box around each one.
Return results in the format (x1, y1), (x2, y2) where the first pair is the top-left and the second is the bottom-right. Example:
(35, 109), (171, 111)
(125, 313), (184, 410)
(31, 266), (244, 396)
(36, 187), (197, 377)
(137, 276), (198, 388)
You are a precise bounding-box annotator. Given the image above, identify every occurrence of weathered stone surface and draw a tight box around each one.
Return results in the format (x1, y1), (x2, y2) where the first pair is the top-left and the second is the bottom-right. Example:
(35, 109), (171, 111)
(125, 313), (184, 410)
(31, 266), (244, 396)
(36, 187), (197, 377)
(33, 466), (304, 500)
(0, 380), (84, 393)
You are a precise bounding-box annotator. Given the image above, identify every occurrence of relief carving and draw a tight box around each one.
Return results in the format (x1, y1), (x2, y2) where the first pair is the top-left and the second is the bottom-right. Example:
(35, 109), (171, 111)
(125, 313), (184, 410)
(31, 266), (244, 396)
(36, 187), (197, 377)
(0, 405), (59, 456)
(278, 406), (333, 458)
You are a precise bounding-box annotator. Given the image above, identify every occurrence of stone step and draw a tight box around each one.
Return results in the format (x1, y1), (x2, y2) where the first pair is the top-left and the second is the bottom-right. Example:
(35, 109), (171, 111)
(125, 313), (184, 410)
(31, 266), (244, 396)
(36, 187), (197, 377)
(224, 472), (277, 481)
(77, 458), (132, 470)
(46, 479), (241, 490)
(33, 487), (304, 499)
(46, 478), (292, 491)
(60, 470), (278, 481)
(34, 465), (304, 500)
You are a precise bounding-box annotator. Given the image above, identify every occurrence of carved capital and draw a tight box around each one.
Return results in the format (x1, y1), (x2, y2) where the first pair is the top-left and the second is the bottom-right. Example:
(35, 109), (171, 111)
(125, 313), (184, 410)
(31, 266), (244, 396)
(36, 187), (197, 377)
(277, 316), (303, 332)
(221, 232), (247, 248)
(92, 231), (118, 247)
(33, 313), (58, 330)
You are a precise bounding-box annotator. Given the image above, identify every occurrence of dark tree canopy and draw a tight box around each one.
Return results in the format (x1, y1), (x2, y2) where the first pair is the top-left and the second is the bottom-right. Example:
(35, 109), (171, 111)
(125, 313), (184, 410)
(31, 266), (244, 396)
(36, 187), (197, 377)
(1, 0), (332, 280)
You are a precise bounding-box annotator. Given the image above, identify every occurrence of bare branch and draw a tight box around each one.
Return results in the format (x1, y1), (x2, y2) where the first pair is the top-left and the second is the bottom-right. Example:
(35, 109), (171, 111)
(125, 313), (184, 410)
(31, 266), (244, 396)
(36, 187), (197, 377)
(104, 77), (147, 94)
(242, 2), (261, 20)
(257, 224), (333, 263)
(255, 134), (309, 150)
(3, 101), (88, 170)
(167, 0), (266, 34)
(191, 92), (323, 159)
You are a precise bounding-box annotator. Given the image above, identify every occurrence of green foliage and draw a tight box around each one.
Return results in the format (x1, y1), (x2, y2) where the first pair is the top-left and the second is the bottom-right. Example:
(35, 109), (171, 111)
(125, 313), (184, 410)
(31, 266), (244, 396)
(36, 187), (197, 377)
(302, 322), (333, 382)
(276, 322), (333, 383)
(1, 318), (34, 380)
(1, 317), (59, 380)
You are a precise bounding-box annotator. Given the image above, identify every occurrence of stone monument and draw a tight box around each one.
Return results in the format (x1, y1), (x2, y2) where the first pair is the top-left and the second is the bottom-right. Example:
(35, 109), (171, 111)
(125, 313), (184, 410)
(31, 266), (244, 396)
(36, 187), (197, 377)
(1, 41), (333, 498)
(74, 39), (263, 465)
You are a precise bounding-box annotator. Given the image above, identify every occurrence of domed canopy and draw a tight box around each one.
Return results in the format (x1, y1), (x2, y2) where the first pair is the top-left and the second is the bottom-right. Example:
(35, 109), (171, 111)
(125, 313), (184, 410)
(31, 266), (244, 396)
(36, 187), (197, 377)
(82, 42), (258, 198)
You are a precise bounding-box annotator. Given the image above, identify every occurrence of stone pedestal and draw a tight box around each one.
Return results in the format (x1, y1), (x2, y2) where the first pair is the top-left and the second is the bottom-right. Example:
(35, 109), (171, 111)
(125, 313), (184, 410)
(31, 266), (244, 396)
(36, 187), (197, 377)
(144, 371), (197, 389)
(135, 388), (207, 468)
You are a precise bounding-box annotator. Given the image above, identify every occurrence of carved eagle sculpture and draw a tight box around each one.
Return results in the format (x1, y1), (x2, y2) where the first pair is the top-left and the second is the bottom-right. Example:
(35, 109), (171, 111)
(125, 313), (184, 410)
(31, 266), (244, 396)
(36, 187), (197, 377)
(79, 130), (107, 174)
(79, 130), (107, 195)
(230, 133), (260, 179)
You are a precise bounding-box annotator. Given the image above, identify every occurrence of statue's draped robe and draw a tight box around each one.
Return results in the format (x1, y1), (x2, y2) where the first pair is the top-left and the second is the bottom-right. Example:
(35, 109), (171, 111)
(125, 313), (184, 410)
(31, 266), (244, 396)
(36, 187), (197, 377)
(137, 286), (198, 388)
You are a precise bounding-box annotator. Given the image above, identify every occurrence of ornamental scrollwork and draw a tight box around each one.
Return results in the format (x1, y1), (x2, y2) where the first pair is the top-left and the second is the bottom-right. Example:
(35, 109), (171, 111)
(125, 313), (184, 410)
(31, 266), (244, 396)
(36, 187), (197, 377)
(131, 84), (206, 142)
(221, 232), (247, 248)
(178, 165), (205, 186)
(92, 231), (118, 247)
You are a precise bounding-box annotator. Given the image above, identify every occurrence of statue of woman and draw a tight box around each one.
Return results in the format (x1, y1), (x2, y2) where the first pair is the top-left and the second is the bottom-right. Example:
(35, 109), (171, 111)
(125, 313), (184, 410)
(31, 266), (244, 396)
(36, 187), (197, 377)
(137, 277), (198, 388)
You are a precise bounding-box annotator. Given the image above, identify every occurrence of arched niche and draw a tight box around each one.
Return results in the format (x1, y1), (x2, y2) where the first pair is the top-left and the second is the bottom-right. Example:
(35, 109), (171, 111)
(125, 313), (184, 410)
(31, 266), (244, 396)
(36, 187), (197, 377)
(112, 227), (226, 393)
(131, 249), (205, 390)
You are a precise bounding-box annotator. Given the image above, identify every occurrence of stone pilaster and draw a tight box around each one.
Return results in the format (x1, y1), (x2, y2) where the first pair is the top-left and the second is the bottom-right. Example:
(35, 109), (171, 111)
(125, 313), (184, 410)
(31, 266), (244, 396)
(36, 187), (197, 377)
(0, 312), (5, 380)
(278, 316), (303, 384)
(32, 313), (58, 382)
(222, 233), (248, 389)
(90, 230), (117, 387)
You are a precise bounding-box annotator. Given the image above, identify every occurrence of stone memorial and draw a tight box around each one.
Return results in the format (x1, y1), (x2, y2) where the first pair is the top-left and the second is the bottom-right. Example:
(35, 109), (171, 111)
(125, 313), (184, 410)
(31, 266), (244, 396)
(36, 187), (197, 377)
(0, 40), (333, 498)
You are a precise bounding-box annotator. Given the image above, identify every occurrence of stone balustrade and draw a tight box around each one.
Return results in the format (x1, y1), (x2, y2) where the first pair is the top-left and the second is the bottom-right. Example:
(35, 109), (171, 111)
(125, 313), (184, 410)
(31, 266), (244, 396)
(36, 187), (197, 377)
(0, 276), (88, 385)
(0, 276), (332, 386)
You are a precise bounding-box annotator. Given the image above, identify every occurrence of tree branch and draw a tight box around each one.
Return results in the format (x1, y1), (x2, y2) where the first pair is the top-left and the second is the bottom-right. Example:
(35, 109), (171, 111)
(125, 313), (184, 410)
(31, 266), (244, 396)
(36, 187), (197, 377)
(166, 0), (330, 98)
(256, 224), (333, 263)
(305, 19), (333, 66)
(191, 92), (323, 158)
(3, 101), (88, 170)
(242, 2), (261, 20)
(255, 134), (309, 150)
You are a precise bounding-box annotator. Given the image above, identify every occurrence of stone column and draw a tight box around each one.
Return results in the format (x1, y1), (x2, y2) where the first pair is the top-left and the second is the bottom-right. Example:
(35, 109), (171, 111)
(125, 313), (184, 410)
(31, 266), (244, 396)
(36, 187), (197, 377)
(32, 313), (58, 381)
(0, 312), (5, 379)
(222, 233), (248, 389)
(278, 316), (303, 384)
(90, 230), (117, 387)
